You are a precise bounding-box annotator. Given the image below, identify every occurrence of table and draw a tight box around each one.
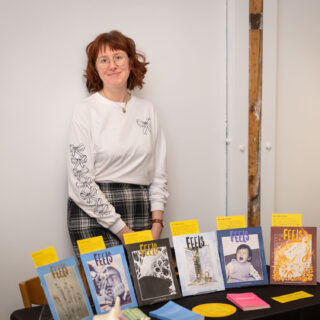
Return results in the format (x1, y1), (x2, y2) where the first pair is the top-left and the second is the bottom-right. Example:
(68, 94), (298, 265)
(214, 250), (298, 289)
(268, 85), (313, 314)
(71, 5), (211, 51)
(11, 282), (320, 320)
(143, 283), (320, 320)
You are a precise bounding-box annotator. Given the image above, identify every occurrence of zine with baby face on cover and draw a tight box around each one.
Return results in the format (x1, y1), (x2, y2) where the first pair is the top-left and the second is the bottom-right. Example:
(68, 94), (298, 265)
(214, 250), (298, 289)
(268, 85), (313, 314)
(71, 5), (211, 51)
(217, 227), (268, 288)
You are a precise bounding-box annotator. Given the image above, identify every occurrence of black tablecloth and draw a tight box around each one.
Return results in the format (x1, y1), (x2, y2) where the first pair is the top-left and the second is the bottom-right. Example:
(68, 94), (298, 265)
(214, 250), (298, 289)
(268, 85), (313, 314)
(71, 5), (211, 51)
(142, 283), (320, 320)
(11, 282), (320, 320)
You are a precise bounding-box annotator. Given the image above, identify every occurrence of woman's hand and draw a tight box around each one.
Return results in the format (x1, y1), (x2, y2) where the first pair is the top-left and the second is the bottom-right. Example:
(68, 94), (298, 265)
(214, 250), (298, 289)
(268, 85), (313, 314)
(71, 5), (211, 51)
(116, 225), (134, 245)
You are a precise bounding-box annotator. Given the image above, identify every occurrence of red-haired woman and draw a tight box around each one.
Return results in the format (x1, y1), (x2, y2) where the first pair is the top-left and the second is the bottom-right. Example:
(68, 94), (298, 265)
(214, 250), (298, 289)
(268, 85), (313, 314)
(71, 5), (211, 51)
(67, 31), (167, 259)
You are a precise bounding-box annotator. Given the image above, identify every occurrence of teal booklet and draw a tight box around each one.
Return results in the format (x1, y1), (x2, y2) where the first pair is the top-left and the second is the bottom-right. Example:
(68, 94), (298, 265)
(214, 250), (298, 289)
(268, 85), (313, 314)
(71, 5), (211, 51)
(149, 300), (204, 320)
(80, 245), (138, 314)
(36, 256), (93, 320)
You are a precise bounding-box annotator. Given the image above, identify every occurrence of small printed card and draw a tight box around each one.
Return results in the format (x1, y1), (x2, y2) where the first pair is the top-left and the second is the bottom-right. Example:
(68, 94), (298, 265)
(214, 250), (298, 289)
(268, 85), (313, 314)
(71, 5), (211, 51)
(123, 230), (153, 245)
(170, 219), (200, 236)
(77, 236), (106, 255)
(122, 307), (150, 320)
(272, 291), (314, 303)
(216, 216), (246, 230)
(31, 246), (59, 268)
(272, 214), (302, 227)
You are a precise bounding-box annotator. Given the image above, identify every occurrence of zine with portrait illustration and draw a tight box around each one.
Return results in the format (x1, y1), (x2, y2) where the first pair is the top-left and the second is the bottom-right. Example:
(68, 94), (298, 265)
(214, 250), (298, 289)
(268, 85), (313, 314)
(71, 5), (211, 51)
(172, 232), (225, 296)
(217, 227), (268, 288)
(37, 256), (93, 320)
(126, 238), (181, 306)
(80, 245), (137, 314)
(270, 227), (317, 285)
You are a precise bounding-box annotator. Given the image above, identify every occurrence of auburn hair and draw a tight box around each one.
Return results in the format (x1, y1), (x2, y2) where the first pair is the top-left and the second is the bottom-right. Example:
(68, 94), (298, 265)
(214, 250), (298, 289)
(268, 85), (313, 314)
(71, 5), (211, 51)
(84, 30), (149, 93)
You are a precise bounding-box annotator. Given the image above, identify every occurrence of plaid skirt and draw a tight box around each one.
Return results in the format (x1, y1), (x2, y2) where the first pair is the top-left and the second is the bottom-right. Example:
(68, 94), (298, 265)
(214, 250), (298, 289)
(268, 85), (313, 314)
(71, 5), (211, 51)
(67, 183), (152, 260)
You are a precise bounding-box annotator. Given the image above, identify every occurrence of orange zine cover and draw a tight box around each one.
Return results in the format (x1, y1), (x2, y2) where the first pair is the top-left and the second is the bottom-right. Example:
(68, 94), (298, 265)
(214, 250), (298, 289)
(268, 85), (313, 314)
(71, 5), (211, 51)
(270, 227), (317, 285)
(227, 292), (270, 311)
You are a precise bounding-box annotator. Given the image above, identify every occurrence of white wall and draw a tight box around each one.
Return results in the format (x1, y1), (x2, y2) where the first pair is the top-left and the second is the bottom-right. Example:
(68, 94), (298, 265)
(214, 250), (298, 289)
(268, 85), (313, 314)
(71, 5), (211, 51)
(262, 0), (320, 280)
(226, 0), (249, 217)
(274, 0), (320, 279)
(261, 0), (278, 267)
(0, 0), (227, 318)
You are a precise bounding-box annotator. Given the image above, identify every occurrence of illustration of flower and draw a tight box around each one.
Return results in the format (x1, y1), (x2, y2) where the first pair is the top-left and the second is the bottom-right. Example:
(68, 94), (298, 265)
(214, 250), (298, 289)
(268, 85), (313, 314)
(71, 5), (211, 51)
(70, 143), (111, 217)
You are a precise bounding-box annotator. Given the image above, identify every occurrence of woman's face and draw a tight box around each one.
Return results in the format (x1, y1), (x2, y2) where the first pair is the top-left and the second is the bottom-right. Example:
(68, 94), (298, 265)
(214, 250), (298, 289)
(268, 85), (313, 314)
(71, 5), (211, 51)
(95, 45), (130, 91)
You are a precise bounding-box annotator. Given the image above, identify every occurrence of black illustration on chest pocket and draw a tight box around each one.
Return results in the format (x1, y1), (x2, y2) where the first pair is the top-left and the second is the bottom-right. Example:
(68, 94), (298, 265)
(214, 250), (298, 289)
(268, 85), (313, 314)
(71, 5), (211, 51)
(136, 117), (151, 135)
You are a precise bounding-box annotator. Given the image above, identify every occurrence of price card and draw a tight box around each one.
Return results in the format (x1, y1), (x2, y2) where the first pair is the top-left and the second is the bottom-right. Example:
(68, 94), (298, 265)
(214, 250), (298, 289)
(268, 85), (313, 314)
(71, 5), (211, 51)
(170, 219), (199, 236)
(77, 236), (106, 255)
(31, 246), (59, 268)
(216, 215), (246, 230)
(123, 230), (153, 245)
(272, 213), (302, 227)
(272, 291), (313, 303)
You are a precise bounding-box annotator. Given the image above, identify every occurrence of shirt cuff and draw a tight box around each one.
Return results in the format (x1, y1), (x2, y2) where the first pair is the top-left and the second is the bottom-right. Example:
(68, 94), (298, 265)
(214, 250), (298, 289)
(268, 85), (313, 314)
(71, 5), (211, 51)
(98, 218), (126, 234)
(151, 202), (165, 212)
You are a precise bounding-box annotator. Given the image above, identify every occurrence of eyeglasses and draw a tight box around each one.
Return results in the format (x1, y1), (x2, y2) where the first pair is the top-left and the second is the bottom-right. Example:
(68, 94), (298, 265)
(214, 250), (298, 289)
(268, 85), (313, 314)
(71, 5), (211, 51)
(96, 53), (127, 68)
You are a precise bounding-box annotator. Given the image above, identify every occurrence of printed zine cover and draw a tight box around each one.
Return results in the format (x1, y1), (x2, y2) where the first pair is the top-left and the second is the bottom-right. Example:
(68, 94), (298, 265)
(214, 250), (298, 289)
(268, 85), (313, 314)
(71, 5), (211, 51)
(80, 245), (138, 314)
(172, 232), (225, 296)
(36, 256), (93, 320)
(217, 227), (268, 288)
(126, 238), (181, 306)
(270, 227), (317, 285)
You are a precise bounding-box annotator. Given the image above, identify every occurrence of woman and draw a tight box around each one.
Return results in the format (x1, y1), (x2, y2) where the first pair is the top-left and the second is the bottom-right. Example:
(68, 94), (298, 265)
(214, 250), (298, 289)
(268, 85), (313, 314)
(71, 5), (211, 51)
(67, 30), (168, 259)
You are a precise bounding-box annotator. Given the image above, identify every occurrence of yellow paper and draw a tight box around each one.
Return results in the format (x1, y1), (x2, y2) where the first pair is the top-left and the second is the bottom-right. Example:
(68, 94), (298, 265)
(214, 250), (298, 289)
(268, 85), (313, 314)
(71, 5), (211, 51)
(192, 303), (236, 317)
(170, 220), (199, 236)
(77, 236), (106, 255)
(272, 213), (302, 227)
(272, 291), (313, 303)
(123, 230), (153, 245)
(216, 215), (246, 230)
(31, 246), (59, 268)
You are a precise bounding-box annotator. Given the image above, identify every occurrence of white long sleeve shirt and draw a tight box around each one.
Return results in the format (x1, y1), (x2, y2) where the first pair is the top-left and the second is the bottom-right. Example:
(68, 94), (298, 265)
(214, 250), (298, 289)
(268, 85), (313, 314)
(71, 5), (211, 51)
(68, 92), (168, 234)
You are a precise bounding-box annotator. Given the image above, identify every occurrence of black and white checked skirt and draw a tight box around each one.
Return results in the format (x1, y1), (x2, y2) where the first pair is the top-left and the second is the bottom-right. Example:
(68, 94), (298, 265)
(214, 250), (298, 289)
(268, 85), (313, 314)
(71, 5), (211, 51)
(67, 183), (152, 260)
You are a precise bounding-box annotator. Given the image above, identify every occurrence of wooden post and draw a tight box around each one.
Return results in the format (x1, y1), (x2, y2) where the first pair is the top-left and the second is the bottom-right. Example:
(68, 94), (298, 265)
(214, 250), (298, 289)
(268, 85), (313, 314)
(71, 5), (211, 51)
(248, 0), (263, 227)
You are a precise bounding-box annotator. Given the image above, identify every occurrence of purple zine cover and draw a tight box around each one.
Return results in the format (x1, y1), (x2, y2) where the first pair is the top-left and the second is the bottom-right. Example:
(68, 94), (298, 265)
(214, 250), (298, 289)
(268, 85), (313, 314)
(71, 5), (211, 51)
(80, 245), (137, 314)
(217, 227), (268, 288)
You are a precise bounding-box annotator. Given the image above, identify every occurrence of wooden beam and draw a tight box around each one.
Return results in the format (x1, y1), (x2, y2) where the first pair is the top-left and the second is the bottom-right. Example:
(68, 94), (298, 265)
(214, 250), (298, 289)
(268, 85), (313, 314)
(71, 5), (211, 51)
(248, 0), (263, 227)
